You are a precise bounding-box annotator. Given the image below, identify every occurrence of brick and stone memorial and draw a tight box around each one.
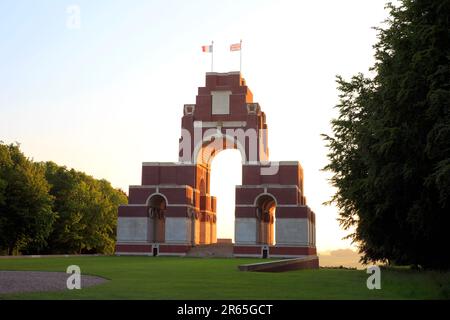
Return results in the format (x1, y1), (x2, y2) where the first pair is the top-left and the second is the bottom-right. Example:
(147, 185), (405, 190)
(116, 71), (318, 263)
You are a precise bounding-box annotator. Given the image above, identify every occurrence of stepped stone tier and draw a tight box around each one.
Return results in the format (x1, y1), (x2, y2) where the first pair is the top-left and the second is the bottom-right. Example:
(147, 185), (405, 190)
(116, 71), (318, 262)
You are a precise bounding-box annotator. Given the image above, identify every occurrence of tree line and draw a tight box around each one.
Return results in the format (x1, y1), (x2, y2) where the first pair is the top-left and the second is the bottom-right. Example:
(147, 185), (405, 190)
(0, 143), (128, 255)
(324, 0), (449, 269)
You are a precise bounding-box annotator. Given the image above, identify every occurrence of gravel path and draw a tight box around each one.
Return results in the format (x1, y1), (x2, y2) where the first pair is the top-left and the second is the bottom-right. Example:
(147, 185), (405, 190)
(0, 271), (108, 294)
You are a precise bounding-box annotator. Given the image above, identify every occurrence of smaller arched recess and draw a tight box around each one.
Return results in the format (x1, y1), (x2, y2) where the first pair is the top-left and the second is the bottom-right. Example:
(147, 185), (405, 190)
(255, 193), (277, 245)
(146, 194), (167, 243)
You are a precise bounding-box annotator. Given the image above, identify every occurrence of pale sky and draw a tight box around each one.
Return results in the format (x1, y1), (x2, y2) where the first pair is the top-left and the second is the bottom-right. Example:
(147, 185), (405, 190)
(0, 0), (392, 252)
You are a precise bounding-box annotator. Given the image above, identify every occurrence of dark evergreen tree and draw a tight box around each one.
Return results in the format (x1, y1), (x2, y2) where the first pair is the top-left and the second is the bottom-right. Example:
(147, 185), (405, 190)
(324, 0), (450, 269)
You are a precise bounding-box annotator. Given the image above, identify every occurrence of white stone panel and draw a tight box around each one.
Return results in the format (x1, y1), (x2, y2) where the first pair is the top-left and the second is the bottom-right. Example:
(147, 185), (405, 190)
(235, 218), (257, 244)
(276, 218), (309, 245)
(210, 221), (216, 243)
(147, 218), (154, 242)
(195, 219), (200, 244)
(165, 217), (190, 243)
(117, 217), (148, 242)
(211, 90), (231, 114)
(204, 221), (211, 244)
(313, 222), (316, 246)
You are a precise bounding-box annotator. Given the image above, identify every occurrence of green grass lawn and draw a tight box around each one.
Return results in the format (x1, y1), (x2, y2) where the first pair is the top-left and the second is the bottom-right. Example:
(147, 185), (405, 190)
(0, 256), (448, 300)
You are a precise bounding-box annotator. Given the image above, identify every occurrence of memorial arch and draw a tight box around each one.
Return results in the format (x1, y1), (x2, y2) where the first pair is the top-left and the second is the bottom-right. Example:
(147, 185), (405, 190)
(116, 71), (317, 259)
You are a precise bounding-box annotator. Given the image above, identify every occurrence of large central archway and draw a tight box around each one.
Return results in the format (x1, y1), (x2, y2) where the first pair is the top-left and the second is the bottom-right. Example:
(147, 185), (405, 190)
(193, 134), (247, 246)
(210, 149), (242, 243)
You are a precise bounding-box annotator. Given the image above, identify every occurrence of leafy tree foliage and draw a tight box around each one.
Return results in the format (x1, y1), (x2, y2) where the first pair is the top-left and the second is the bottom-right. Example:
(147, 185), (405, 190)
(43, 162), (127, 254)
(0, 143), (128, 255)
(324, 0), (450, 269)
(0, 143), (55, 255)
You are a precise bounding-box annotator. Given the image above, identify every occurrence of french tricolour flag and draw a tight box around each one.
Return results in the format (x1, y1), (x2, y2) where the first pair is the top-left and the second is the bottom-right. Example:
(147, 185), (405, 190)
(202, 45), (213, 53)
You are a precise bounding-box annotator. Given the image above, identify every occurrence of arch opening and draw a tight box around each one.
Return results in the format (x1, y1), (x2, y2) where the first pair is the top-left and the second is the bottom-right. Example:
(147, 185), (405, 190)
(210, 149), (242, 244)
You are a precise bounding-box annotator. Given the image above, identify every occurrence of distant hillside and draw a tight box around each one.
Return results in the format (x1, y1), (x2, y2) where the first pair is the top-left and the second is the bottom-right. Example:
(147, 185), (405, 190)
(318, 249), (364, 269)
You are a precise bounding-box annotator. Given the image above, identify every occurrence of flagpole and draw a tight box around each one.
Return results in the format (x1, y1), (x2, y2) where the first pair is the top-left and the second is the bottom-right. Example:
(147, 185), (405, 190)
(239, 39), (242, 73)
(211, 41), (214, 72)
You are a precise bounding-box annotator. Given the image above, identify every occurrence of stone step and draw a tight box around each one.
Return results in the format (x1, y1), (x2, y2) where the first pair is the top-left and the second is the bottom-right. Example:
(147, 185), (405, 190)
(186, 243), (234, 258)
